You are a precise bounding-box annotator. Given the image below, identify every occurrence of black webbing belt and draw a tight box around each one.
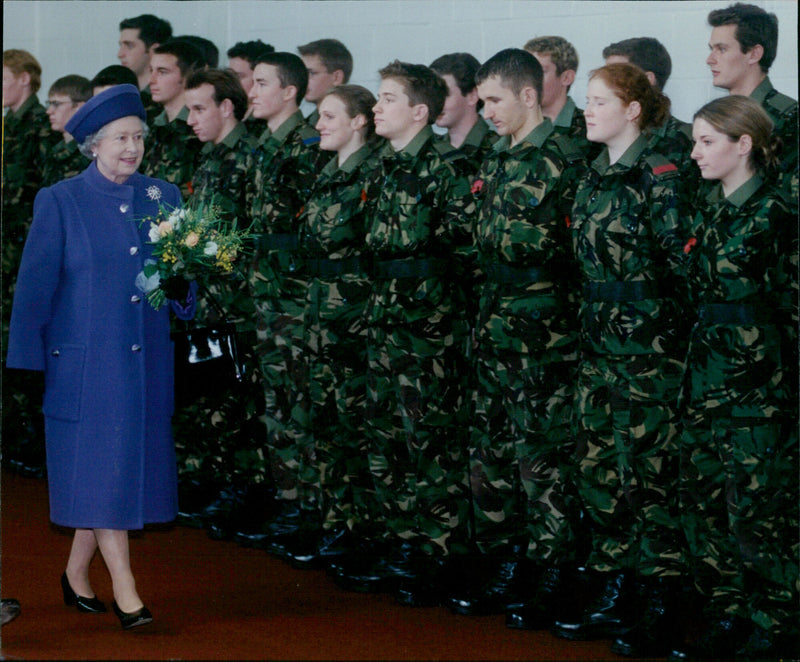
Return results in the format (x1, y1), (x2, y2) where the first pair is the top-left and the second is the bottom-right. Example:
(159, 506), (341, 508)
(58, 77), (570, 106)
(698, 303), (772, 325)
(373, 257), (448, 279)
(303, 256), (365, 278)
(583, 280), (658, 302)
(486, 264), (550, 284)
(255, 233), (300, 251)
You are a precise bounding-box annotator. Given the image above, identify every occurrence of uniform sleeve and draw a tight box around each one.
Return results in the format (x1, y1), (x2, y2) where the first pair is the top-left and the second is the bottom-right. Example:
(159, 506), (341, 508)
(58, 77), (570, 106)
(6, 187), (66, 371)
(648, 170), (691, 279)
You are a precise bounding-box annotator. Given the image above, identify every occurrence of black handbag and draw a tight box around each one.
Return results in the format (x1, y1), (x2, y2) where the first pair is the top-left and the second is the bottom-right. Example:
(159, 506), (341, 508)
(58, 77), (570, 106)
(171, 285), (245, 406)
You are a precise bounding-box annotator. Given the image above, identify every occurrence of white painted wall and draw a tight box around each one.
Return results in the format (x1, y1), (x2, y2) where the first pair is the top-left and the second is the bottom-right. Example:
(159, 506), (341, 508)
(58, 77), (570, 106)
(3, 0), (797, 123)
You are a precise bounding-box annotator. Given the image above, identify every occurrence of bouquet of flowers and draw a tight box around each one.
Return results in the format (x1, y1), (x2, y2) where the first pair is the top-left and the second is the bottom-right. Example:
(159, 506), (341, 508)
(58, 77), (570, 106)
(135, 200), (249, 310)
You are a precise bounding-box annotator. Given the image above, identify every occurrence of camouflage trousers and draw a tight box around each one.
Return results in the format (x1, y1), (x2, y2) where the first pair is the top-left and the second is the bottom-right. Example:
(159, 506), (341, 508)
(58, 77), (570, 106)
(305, 276), (380, 534)
(470, 349), (580, 563)
(172, 274), (268, 496)
(572, 353), (685, 577)
(680, 415), (799, 634)
(254, 294), (317, 510)
(172, 333), (267, 491)
(366, 322), (471, 556)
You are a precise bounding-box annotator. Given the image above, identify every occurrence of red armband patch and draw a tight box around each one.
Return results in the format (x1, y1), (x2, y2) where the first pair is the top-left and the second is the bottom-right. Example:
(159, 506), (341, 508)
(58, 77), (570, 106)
(564, 215), (571, 228)
(683, 237), (697, 254)
(471, 178), (484, 194)
(653, 163), (678, 175)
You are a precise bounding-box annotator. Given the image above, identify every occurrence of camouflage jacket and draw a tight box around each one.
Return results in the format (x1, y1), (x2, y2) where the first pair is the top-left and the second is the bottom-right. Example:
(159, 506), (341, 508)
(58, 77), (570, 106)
(571, 134), (689, 357)
(437, 118), (499, 177)
(247, 110), (324, 302)
(364, 125), (474, 328)
(751, 77), (799, 202)
(684, 176), (797, 417)
(471, 118), (585, 361)
(646, 113), (701, 204)
(189, 122), (258, 230)
(552, 96), (601, 162)
(298, 142), (381, 264)
(2, 94), (58, 225)
(142, 106), (203, 199)
(41, 139), (89, 187)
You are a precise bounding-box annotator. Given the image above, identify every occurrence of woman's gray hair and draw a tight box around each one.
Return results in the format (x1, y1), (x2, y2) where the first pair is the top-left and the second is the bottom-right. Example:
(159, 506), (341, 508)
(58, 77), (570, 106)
(78, 118), (149, 159)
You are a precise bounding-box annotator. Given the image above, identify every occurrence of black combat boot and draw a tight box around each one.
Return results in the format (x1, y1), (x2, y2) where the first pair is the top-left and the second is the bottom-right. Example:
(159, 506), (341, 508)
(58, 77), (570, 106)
(505, 565), (578, 630)
(611, 576), (684, 657)
(552, 571), (633, 640)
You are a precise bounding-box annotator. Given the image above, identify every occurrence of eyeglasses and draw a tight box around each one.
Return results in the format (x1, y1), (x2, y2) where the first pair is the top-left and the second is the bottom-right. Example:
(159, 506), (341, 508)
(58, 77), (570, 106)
(46, 100), (76, 109)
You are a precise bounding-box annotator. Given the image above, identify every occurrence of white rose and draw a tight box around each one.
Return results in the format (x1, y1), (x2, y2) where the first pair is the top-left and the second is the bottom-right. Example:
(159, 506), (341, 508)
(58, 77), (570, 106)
(148, 222), (161, 243)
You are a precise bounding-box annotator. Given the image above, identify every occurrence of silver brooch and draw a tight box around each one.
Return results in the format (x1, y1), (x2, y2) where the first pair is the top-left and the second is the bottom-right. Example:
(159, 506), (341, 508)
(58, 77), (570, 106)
(146, 185), (162, 201)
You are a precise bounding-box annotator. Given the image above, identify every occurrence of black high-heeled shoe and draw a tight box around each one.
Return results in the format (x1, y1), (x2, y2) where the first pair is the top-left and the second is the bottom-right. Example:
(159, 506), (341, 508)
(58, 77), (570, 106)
(60, 572), (107, 613)
(112, 601), (153, 630)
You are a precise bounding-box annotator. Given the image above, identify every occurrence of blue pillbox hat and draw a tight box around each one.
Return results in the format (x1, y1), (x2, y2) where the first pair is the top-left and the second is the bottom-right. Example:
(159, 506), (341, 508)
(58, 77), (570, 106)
(65, 84), (146, 143)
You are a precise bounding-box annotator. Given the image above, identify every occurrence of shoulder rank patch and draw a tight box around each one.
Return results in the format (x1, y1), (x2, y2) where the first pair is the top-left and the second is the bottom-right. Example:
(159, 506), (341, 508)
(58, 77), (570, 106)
(765, 90), (798, 115)
(653, 163), (678, 175)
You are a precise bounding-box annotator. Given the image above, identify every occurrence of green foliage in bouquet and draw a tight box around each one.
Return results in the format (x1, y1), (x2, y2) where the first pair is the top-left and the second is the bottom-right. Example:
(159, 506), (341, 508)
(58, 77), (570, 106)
(136, 200), (250, 310)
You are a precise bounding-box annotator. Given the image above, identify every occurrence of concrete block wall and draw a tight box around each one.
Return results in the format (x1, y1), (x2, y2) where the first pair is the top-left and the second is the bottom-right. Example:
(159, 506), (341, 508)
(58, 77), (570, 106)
(3, 0), (797, 124)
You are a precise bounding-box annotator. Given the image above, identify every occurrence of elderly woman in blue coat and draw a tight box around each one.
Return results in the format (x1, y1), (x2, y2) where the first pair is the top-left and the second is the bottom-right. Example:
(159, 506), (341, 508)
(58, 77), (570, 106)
(6, 85), (195, 630)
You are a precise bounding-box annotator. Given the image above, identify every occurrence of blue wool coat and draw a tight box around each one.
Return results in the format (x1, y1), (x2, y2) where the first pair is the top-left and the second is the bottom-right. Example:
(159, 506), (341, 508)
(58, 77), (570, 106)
(7, 162), (195, 529)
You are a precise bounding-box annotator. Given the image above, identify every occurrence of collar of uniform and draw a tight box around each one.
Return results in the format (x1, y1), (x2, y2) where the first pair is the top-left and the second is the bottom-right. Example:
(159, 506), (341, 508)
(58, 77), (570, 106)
(6, 93), (42, 121)
(749, 77), (775, 106)
(335, 142), (374, 175)
(553, 96), (578, 129)
(590, 132), (649, 173)
(392, 124), (435, 159)
(201, 121), (246, 155)
(492, 117), (554, 154)
(459, 118), (493, 149)
(721, 174), (764, 208)
(153, 105), (190, 127)
(267, 110), (306, 146)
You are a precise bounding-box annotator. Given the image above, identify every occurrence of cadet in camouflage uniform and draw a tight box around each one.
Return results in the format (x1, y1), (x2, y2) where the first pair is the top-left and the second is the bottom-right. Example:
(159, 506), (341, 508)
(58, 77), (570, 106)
(276, 86), (385, 569)
(334, 61), (473, 607)
(297, 39), (353, 129)
(552, 65), (690, 657)
(706, 3), (799, 201)
(429, 52), (499, 175)
(524, 36), (600, 161)
(226, 39), (274, 137)
(169, 69), (268, 537)
(446, 48), (586, 623)
(117, 14), (173, 125)
(142, 40), (204, 199)
(2, 49), (59, 477)
(245, 52), (325, 549)
(677, 96), (798, 661)
(40, 75), (92, 187)
(603, 37), (701, 207)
